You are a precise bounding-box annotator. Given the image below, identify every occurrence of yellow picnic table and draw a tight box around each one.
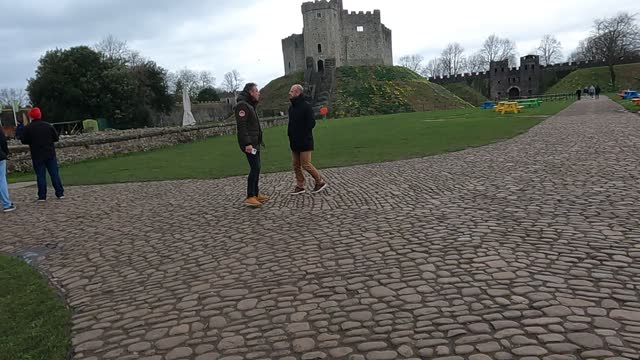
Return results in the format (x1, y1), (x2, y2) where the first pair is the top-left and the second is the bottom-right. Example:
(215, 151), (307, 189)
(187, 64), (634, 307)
(494, 101), (523, 114)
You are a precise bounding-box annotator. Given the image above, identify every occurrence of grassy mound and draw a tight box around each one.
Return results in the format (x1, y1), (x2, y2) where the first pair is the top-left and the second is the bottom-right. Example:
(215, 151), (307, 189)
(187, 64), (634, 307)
(546, 63), (640, 94)
(443, 82), (488, 106)
(258, 71), (304, 117)
(331, 66), (470, 117)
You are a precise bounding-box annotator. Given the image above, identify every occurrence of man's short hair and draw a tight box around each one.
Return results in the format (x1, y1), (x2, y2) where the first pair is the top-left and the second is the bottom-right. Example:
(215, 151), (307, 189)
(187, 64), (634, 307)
(243, 83), (258, 93)
(292, 84), (304, 94)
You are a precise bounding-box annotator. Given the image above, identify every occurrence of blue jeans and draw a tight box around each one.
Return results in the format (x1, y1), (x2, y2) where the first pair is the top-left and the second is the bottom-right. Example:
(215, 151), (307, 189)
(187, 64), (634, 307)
(245, 151), (260, 198)
(0, 160), (12, 209)
(33, 157), (64, 200)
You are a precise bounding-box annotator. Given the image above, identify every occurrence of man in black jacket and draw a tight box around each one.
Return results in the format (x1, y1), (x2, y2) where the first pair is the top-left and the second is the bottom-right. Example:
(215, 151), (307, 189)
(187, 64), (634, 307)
(0, 127), (16, 212)
(235, 83), (268, 207)
(288, 84), (327, 194)
(21, 107), (64, 202)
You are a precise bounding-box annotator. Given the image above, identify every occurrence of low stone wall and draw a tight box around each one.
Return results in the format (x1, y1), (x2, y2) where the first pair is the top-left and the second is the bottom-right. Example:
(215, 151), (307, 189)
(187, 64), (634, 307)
(7, 117), (288, 174)
(155, 102), (234, 127)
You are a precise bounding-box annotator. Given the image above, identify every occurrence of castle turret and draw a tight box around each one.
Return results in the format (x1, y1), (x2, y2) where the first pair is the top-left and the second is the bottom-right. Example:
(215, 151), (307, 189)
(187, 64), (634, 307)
(301, 0), (344, 72)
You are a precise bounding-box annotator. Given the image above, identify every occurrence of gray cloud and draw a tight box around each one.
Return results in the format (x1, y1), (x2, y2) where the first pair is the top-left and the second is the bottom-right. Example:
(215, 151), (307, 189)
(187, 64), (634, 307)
(1, 0), (636, 92)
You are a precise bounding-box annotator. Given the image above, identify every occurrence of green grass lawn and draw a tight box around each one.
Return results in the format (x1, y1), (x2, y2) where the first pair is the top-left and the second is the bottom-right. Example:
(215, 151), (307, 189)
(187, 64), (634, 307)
(607, 93), (640, 113)
(9, 101), (573, 185)
(0, 255), (71, 360)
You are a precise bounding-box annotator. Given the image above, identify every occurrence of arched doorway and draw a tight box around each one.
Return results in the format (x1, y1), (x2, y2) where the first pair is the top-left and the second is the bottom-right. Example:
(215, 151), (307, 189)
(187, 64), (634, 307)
(317, 60), (325, 72)
(508, 87), (520, 99)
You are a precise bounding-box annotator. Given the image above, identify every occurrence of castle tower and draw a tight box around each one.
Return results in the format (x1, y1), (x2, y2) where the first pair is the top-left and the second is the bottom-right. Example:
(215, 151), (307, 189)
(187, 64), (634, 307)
(301, 0), (343, 72)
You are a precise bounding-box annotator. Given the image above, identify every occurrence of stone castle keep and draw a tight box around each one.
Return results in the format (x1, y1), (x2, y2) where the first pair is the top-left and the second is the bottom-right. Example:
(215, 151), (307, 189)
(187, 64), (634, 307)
(282, 0), (393, 75)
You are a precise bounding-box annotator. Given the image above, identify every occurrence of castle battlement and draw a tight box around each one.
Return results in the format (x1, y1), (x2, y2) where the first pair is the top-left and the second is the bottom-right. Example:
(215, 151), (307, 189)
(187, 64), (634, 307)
(283, 1), (392, 75)
(301, 0), (342, 13)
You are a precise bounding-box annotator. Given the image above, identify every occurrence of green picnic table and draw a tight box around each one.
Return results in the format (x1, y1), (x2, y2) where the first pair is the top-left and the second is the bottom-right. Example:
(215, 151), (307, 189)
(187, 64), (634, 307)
(516, 98), (542, 108)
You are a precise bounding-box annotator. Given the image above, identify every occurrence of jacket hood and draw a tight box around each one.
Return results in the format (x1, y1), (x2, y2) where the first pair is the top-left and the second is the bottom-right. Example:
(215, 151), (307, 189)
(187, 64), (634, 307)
(237, 91), (258, 107)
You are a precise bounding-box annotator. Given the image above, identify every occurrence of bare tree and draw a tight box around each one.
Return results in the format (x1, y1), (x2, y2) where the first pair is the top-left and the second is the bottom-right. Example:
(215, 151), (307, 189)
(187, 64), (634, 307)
(568, 38), (598, 62)
(465, 52), (486, 73)
(589, 12), (640, 87)
(421, 58), (444, 78)
(222, 70), (243, 94)
(94, 35), (131, 62)
(479, 34), (518, 69)
(197, 71), (216, 90)
(0, 88), (29, 107)
(537, 34), (563, 65)
(440, 43), (466, 76)
(399, 54), (424, 72)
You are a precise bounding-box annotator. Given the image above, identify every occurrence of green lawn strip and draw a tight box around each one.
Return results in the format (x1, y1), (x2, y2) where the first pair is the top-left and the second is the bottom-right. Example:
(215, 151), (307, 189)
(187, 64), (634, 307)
(9, 101), (573, 186)
(0, 255), (71, 360)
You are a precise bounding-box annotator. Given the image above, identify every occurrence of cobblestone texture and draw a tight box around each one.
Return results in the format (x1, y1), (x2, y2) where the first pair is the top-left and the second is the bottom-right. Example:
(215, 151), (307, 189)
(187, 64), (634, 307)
(2, 98), (640, 359)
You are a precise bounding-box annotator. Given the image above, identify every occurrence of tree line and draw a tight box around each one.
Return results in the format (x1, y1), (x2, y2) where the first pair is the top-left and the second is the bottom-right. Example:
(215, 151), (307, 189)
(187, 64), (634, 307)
(400, 12), (639, 87)
(3, 35), (245, 129)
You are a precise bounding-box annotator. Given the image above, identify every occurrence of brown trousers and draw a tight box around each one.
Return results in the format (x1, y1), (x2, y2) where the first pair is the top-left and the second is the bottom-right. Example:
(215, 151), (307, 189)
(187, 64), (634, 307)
(292, 151), (322, 187)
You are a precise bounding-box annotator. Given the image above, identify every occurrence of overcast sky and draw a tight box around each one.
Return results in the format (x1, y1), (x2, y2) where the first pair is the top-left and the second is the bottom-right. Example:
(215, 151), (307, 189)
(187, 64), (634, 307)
(0, 0), (635, 91)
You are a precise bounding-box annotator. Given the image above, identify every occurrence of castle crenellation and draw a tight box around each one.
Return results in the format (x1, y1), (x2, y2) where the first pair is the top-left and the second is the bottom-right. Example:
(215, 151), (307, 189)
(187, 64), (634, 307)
(282, 0), (393, 75)
(427, 56), (634, 99)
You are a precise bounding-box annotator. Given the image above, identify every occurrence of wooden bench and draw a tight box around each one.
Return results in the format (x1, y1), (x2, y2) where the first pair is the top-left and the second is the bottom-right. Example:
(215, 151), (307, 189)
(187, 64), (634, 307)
(631, 98), (640, 106)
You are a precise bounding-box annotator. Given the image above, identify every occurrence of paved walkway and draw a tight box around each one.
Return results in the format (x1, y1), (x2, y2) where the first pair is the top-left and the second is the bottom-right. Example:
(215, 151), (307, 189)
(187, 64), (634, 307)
(2, 98), (640, 360)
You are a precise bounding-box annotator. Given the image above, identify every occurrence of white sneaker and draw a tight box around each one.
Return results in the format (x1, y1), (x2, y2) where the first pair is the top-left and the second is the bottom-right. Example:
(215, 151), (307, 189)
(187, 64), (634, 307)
(3, 204), (16, 213)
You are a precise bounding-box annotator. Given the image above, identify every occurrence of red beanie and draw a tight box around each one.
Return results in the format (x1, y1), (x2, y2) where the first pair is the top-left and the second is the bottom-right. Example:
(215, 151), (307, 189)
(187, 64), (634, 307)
(28, 107), (42, 120)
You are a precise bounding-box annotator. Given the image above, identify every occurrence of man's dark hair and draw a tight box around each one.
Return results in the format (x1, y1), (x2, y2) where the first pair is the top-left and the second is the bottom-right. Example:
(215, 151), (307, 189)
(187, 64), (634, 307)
(243, 83), (258, 93)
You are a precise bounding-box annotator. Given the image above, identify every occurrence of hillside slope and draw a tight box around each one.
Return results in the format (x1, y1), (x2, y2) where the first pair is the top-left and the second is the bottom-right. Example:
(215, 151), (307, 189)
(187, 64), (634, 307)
(443, 82), (488, 106)
(546, 63), (640, 94)
(259, 66), (471, 119)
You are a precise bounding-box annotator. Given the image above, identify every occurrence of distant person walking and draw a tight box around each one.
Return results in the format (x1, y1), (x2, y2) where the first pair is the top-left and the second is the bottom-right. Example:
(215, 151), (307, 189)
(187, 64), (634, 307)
(589, 85), (596, 99)
(0, 127), (16, 212)
(583, 86), (589, 97)
(576, 88), (582, 100)
(235, 83), (268, 207)
(20, 107), (65, 202)
(595, 85), (601, 99)
(287, 84), (327, 195)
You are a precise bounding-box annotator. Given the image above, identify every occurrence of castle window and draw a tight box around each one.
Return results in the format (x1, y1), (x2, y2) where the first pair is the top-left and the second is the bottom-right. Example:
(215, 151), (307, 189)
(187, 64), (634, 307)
(529, 77), (532, 81)
(289, 62), (291, 70)
(498, 81), (501, 84)
(501, 68), (504, 72)
(494, 68), (498, 73)
(525, 65), (528, 70)
(318, 44), (322, 53)
(317, 12), (322, 18)
(357, 26), (364, 32)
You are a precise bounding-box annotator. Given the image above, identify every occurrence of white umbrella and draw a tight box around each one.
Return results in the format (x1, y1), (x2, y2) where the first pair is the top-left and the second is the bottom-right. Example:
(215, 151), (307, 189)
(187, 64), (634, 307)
(182, 88), (196, 126)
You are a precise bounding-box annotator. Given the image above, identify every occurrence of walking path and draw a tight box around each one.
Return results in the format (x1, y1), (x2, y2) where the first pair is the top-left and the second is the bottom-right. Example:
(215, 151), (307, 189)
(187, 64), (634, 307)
(2, 98), (639, 360)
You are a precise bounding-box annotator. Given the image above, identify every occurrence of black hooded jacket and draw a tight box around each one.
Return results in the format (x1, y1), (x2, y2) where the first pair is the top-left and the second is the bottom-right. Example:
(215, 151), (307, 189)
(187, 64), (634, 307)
(0, 128), (8, 161)
(288, 95), (315, 152)
(235, 91), (263, 150)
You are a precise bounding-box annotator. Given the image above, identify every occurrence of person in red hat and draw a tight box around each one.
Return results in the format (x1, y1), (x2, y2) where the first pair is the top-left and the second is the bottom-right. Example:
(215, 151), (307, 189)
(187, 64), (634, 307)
(21, 107), (65, 201)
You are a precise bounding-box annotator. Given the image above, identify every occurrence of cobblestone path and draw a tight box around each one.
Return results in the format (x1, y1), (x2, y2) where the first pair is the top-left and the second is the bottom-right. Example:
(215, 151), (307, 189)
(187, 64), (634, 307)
(2, 98), (640, 360)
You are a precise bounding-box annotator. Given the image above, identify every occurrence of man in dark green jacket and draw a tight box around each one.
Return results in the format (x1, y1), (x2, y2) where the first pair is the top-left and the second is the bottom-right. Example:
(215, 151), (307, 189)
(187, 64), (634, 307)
(235, 83), (268, 207)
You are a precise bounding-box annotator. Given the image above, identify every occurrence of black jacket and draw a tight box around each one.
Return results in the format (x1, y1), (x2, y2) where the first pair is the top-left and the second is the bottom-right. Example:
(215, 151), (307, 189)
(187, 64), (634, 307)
(235, 91), (263, 150)
(21, 120), (59, 161)
(288, 95), (316, 152)
(0, 128), (8, 161)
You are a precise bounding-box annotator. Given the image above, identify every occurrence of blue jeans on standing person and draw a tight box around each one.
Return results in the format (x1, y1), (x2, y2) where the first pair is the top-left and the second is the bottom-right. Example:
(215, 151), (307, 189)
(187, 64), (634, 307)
(0, 160), (13, 209)
(33, 157), (64, 200)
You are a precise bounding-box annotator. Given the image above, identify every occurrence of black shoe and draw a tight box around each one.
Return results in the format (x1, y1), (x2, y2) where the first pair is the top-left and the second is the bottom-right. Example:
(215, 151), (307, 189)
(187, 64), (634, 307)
(291, 186), (306, 195)
(312, 182), (328, 193)
(3, 204), (16, 213)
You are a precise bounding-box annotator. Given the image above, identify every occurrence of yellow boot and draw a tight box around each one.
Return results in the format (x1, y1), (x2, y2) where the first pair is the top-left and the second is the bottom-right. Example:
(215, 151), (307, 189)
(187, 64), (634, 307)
(244, 197), (262, 207)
